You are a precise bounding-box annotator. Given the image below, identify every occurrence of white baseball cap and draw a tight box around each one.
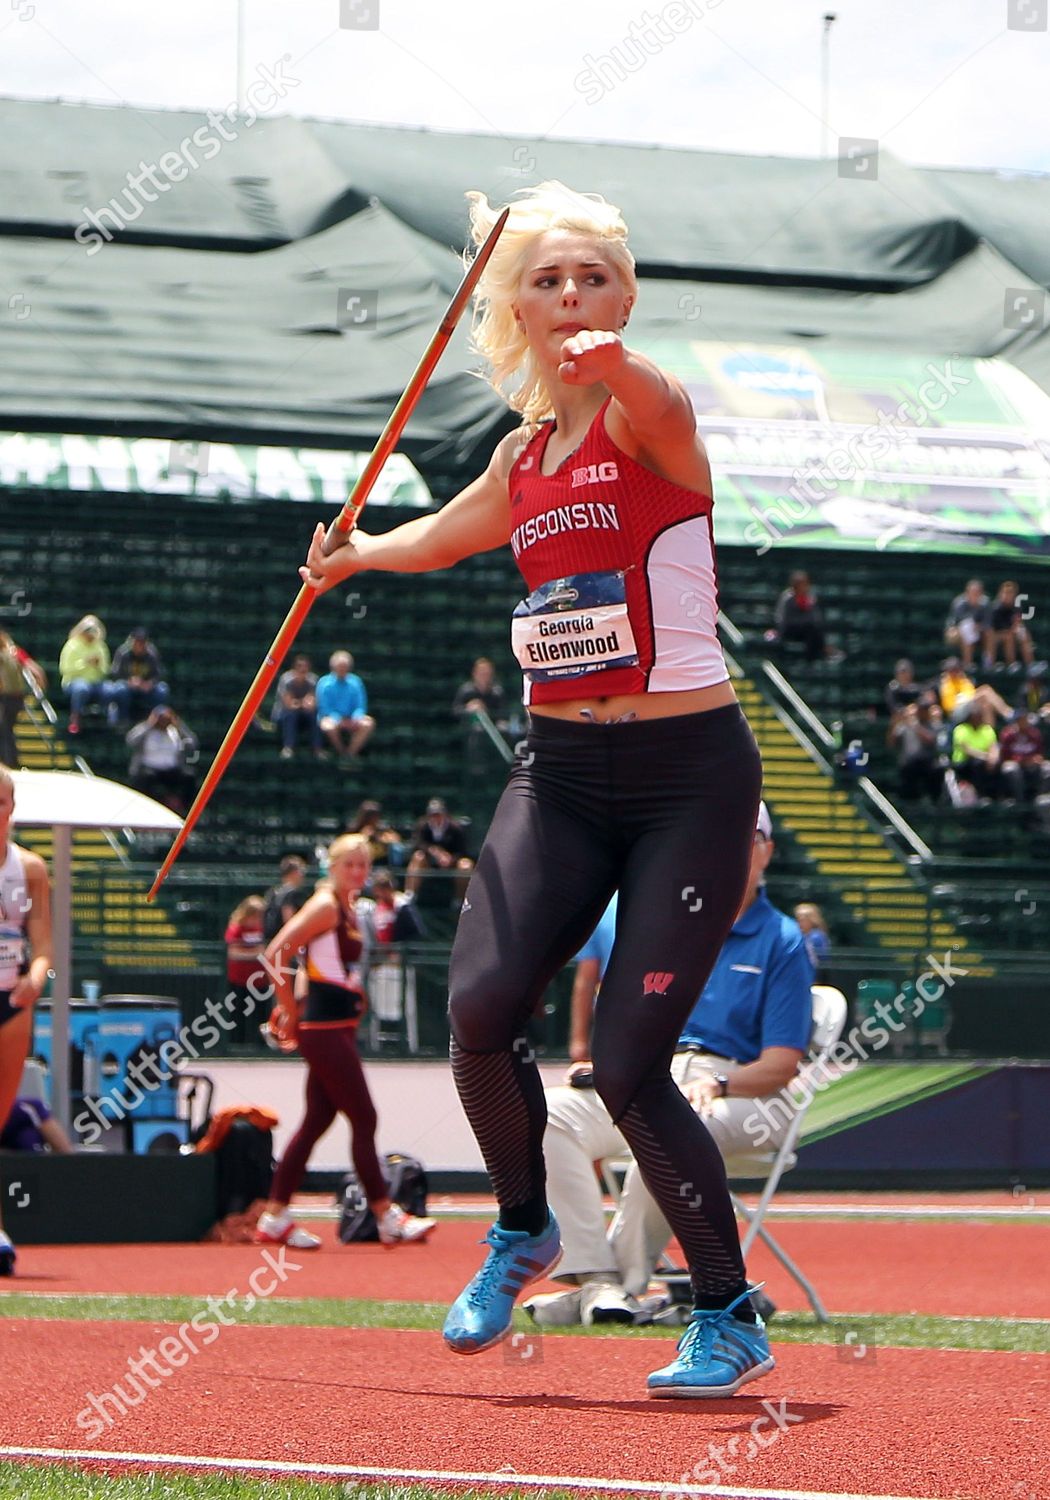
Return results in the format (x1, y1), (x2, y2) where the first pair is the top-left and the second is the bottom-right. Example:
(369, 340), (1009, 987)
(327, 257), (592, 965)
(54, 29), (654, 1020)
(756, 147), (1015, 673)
(757, 801), (772, 840)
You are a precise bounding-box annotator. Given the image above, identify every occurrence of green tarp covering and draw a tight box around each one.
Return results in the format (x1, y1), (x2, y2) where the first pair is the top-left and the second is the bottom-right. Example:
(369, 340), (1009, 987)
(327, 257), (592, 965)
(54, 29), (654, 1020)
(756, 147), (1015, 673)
(1, 97), (1049, 552)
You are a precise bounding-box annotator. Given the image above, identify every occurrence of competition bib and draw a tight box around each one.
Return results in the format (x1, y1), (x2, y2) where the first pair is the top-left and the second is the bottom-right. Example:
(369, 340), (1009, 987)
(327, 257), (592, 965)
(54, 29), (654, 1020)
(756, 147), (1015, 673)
(512, 570), (639, 683)
(0, 933), (26, 990)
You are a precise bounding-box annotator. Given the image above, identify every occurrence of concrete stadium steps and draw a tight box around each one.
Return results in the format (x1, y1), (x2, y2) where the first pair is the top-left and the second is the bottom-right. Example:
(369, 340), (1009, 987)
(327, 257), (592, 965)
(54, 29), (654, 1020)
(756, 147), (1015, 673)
(737, 681), (984, 967)
(13, 720), (200, 973)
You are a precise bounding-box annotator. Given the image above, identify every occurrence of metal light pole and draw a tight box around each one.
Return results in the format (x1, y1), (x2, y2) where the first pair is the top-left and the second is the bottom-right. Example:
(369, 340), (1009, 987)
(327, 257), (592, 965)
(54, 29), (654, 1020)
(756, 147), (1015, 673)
(236, 0), (247, 114)
(822, 13), (837, 159)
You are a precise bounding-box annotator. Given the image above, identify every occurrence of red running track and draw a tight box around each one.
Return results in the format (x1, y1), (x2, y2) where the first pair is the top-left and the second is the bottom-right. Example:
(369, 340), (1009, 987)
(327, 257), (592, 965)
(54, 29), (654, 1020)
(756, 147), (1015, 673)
(1, 1319), (1047, 1500)
(11, 1217), (1050, 1320)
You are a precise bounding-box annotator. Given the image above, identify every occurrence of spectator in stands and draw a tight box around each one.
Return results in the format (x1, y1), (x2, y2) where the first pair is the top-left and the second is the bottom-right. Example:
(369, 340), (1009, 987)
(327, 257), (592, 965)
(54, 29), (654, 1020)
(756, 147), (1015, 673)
(316, 650), (375, 764)
(944, 579), (989, 671)
(938, 658), (1011, 726)
(453, 656), (510, 730)
(0, 630), (46, 769)
(453, 655), (514, 773)
(950, 702), (1002, 801)
(884, 659), (925, 719)
(109, 626), (169, 726)
(126, 705), (198, 814)
(224, 894), (268, 1044)
(984, 581), (1036, 673)
(59, 615), (118, 736)
(347, 799), (406, 868)
(889, 694), (947, 802)
(363, 870), (426, 946)
(998, 712), (1050, 803)
(263, 855), (311, 944)
(793, 903), (831, 974)
(769, 571), (841, 663)
(274, 653), (323, 761)
(1016, 663), (1049, 721)
(405, 796), (474, 904)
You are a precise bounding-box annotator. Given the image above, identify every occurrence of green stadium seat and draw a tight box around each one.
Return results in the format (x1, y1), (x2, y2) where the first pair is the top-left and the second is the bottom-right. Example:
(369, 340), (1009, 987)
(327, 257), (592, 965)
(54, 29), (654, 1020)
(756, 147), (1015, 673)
(855, 978), (913, 1057)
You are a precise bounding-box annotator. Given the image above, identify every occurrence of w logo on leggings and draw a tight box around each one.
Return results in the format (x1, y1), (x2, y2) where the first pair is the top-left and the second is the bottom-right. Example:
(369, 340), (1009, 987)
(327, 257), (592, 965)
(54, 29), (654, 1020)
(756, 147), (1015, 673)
(643, 971), (675, 996)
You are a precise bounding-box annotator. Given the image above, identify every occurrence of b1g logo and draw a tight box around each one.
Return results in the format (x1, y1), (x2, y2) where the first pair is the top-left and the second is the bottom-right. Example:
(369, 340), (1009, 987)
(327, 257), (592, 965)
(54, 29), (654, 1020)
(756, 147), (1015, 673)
(571, 461), (618, 488)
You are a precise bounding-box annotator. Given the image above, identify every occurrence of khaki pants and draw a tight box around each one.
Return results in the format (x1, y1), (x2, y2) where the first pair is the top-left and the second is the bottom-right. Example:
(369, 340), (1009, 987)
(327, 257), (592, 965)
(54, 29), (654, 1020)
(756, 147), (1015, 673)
(543, 1051), (795, 1297)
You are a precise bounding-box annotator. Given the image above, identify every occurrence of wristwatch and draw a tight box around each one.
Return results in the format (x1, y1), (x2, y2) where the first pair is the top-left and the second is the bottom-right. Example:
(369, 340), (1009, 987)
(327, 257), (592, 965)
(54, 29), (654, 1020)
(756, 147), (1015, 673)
(714, 1073), (730, 1099)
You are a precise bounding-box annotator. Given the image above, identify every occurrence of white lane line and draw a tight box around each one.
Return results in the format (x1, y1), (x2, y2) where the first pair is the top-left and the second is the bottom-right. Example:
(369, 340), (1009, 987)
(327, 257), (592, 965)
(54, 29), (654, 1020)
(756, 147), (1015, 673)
(297, 1203), (1050, 1223)
(0, 1445), (936, 1499)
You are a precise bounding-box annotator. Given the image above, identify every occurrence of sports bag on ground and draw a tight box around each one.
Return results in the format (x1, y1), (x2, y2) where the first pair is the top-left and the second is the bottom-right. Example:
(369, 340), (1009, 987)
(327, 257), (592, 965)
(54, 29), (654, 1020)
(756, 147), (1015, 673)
(338, 1150), (429, 1243)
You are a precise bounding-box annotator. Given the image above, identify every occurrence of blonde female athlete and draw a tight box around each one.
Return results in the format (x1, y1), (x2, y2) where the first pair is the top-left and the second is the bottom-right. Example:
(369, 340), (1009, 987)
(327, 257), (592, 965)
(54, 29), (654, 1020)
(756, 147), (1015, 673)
(0, 764), (54, 1275)
(301, 183), (772, 1396)
(256, 833), (434, 1250)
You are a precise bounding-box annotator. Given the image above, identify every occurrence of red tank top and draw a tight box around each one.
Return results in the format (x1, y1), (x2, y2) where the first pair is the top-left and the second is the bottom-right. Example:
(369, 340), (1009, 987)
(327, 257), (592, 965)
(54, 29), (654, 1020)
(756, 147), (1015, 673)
(507, 400), (727, 704)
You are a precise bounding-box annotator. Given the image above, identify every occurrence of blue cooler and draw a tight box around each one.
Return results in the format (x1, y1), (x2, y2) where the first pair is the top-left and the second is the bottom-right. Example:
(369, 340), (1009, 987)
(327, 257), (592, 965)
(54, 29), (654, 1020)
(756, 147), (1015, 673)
(83, 996), (182, 1121)
(131, 1117), (190, 1154)
(32, 1001), (101, 1107)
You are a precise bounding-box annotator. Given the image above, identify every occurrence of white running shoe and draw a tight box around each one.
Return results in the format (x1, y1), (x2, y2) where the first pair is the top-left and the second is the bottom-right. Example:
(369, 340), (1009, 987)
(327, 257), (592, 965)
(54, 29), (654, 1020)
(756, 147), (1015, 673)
(254, 1211), (322, 1250)
(377, 1203), (436, 1245)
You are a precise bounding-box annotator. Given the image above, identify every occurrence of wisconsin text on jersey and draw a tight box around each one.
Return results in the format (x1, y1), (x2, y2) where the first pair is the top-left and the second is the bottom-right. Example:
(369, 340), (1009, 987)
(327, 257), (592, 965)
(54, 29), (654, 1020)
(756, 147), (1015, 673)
(510, 499), (621, 559)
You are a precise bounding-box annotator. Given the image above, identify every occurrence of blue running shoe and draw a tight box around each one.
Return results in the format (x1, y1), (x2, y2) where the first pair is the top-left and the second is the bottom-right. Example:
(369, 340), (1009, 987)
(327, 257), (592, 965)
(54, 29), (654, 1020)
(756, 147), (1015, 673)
(647, 1286), (775, 1397)
(0, 1231), (16, 1278)
(443, 1213), (561, 1355)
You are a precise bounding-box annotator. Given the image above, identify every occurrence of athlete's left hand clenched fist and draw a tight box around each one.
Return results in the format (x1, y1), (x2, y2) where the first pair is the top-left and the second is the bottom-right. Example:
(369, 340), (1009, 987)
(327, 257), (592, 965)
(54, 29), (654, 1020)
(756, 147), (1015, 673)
(558, 329), (625, 386)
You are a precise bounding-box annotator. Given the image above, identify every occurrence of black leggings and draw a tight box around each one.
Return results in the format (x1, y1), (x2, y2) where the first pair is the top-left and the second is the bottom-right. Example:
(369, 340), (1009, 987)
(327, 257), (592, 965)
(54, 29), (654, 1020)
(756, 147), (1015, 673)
(448, 702), (762, 1302)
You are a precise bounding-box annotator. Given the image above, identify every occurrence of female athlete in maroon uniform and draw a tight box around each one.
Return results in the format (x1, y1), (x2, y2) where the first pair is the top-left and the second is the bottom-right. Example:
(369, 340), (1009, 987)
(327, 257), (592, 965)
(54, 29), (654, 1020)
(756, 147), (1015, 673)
(256, 834), (434, 1250)
(0, 763), (54, 1276)
(301, 183), (771, 1396)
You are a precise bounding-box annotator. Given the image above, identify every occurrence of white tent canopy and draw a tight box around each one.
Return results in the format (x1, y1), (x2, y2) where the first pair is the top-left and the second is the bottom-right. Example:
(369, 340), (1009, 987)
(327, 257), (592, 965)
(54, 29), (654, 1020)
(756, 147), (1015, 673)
(10, 770), (182, 1130)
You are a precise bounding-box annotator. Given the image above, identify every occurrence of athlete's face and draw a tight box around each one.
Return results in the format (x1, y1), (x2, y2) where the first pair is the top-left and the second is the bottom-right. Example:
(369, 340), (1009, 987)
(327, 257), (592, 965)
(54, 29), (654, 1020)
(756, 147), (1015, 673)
(514, 230), (632, 360)
(330, 848), (370, 896)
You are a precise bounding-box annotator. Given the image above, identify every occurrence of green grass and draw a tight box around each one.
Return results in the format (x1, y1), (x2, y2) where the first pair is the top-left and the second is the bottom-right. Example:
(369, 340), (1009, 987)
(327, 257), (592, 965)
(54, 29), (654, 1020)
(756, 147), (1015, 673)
(2, 1291), (1047, 1353)
(0, 1473), (584, 1500)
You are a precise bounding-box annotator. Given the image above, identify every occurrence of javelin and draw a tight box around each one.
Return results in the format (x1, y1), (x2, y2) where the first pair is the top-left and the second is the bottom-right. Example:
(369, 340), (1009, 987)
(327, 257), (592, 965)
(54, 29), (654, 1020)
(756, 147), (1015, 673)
(147, 207), (509, 901)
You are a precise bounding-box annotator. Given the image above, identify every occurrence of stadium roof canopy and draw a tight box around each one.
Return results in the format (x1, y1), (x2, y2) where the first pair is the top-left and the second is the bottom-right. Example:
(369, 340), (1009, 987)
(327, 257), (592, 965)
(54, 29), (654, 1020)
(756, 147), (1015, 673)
(1, 97), (1049, 504)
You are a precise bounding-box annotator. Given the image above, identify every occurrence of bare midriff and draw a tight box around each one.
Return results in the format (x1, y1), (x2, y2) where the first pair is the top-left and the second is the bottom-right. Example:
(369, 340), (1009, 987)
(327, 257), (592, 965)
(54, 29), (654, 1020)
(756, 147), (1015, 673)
(529, 679), (738, 723)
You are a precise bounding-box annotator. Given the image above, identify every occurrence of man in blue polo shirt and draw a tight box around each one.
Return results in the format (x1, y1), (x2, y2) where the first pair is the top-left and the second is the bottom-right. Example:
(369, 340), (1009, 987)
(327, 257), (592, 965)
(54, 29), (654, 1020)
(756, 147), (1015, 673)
(532, 801), (813, 1327)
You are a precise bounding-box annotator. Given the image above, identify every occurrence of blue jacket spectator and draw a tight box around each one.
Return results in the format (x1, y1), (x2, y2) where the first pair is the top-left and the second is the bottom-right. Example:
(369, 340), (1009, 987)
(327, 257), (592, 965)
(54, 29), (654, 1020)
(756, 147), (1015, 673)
(315, 650), (375, 763)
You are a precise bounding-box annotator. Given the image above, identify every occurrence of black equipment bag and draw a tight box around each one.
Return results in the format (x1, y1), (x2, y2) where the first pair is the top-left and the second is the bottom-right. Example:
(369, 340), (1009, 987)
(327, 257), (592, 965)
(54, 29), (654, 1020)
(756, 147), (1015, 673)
(214, 1118), (275, 1220)
(338, 1150), (428, 1243)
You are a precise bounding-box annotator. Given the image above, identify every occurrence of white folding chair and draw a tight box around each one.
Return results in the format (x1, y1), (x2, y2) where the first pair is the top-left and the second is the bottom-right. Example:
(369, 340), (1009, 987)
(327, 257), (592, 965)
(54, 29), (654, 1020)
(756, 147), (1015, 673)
(600, 985), (848, 1323)
(723, 984), (848, 1322)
